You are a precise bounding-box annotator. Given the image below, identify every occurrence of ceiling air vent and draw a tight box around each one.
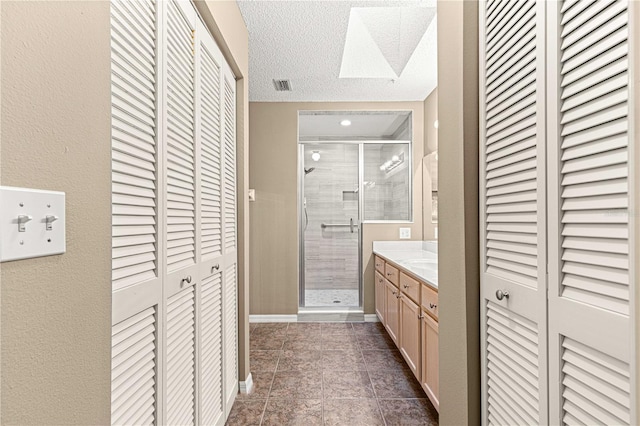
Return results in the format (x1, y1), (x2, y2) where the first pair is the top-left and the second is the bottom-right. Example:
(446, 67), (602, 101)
(273, 79), (292, 91)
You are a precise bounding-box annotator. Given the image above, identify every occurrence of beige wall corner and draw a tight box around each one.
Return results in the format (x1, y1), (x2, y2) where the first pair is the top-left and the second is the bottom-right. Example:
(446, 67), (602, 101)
(195, 0), (251, 384)
(249, 102), (424, 315)
(1, 2), (112, 423)
(437, 0), (480, 425)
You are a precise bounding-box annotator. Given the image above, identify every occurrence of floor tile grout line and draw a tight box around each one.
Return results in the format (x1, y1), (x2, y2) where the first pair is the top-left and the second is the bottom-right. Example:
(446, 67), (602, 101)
(257, 327), (284, 426)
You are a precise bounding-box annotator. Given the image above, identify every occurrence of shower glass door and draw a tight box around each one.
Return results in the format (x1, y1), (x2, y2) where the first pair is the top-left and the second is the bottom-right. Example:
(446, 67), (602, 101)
(300, 143), (361, 308)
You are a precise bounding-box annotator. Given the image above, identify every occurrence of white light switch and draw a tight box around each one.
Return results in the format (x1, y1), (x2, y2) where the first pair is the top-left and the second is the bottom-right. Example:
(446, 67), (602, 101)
(399, 227), (411, 239)
(0, 186), (66, 262)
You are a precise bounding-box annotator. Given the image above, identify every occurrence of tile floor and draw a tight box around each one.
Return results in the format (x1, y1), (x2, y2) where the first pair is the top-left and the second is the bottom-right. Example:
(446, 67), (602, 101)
(226, 322), (439, 426)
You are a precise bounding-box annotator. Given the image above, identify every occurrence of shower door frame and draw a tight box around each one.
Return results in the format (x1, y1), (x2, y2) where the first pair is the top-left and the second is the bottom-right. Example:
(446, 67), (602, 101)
(298, 141), (364, 310)
(297, 140), (412, 310)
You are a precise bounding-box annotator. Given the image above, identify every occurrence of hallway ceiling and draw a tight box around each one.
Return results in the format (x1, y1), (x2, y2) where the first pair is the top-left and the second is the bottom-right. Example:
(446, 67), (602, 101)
(237, 0), (437, 102)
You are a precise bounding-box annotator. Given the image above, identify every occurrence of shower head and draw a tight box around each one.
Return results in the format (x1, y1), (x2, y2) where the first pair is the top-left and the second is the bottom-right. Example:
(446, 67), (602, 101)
(304, 167), (315, 175)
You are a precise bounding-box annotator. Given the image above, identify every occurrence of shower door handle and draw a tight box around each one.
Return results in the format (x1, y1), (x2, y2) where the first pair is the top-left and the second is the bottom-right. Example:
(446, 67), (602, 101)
(350, 218), (354, 233)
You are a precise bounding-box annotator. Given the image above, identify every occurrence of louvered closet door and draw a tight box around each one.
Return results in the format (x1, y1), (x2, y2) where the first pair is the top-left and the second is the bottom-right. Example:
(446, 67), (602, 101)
(222, 68), (239, 414)
(547, 1), (635, 424)
(195, 18), (226, 426)
(110, 0), (161, 424)
(161, 0), (199, 424)
(479, 1), (548, 424)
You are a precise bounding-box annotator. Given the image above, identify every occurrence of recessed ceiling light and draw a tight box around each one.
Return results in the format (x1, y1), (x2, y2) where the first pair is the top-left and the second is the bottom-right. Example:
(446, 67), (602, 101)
(340, 119), (352, 127)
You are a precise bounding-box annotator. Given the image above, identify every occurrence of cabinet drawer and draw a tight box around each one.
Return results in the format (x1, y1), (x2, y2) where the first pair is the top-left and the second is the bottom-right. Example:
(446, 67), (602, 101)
(384, 263), (399, 286)
(400, 272), (420, 304)
(421, 284), (438, 320)
(374, 255), (385, 274)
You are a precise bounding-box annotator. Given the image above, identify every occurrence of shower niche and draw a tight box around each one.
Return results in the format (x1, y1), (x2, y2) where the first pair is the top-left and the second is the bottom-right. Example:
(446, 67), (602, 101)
(298, 111), (412, 311)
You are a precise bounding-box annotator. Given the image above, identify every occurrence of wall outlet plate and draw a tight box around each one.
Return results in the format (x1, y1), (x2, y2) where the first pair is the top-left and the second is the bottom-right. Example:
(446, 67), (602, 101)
(0, 186), (66, 262)
(399, 227), (411, 239)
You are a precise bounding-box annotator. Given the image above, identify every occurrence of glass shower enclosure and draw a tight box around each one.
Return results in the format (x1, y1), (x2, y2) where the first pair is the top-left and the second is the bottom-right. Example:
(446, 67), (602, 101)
(299, 143), (362, 308)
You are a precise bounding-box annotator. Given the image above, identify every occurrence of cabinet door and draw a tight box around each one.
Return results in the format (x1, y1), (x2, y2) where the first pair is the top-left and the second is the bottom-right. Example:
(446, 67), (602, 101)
(422, 314), (439, 411)
(384, 280), (400, 346)
(547, 1), (634, 424)
(375, 271), (385, 323)
(399, 295), (421, 379)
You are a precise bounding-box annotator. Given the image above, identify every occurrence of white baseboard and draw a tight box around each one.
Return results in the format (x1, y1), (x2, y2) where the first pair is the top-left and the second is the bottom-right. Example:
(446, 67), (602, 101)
(249, 314), (298, 323)
(364, 314), (380, 322)
(239, 373), (254, 394)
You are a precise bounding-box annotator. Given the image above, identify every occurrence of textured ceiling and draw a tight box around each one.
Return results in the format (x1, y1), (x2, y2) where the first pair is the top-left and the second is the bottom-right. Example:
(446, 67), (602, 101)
(237, 0), (438, 102)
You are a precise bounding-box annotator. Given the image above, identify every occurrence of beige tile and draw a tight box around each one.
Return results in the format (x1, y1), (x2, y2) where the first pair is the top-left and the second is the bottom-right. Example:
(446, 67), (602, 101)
(251, 334), (286, 351)
(321, 322), (355, 334)
(323, 399), (384, 426)
(251, 324), (288, 339)
(368, 369), (426, 399)
(362, 349), (407, 372)
(352, 321), (386, 335)
(356, 332), (396, 350)
(286, 323), (322, 335)
(322, 350), (366, 371)
(323, 370), (375, 399)
(282, 338), (322, 351)
(225, 399), (266, 426)
(261, 399), (322, 426)
(269, 370), (323, 399)
(250, 350), (282, 372)
(378, 399), (439, 425)
(322, 334), (359, 351)
(277, 350), (322, 371)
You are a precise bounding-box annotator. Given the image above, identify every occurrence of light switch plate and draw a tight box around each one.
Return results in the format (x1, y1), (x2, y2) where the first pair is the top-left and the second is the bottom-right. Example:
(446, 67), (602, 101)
(399, 227), (411, 239)
(0, 186), (66, 262)
(248, 189), (256, 202)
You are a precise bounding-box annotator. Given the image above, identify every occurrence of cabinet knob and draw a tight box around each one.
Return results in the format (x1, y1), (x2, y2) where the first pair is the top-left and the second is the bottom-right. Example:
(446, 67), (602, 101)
(181, 275), (192, 286)
(429, 303), (437, 309)
(403, 284), (409, 289)
(418, 313), (425, 319)
(387, 272), (392, 276)
(211, 264), (220, 273)
(495, 289), (509, 301)
(392, 290), (397, 295)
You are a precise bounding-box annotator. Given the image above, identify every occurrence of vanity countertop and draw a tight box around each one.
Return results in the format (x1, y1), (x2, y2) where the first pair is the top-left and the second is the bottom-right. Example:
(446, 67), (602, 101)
(372, 241), (438, 289)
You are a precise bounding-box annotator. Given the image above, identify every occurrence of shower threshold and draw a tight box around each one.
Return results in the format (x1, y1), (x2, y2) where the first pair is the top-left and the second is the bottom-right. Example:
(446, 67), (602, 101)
(297, 306), (364, 322)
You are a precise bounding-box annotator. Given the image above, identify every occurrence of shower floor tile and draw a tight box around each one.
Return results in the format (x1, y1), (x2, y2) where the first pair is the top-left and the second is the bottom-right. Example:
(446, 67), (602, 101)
(304, 289), (359, 307)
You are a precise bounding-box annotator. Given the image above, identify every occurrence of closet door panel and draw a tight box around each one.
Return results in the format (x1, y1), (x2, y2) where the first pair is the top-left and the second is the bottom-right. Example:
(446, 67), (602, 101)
(547, 1), (634, 424)
(195, 20), (227, 426)
(221, 66), (239, 414)
(161, 0), (198, 424)
(110, 0), (161, 424)
(480, 1), (548, 424)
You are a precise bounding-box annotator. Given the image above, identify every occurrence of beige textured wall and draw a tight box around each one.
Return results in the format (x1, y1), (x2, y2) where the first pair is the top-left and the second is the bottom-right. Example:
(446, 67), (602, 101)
(196, 0), (251, 384)
(249, 102), (424, 315)
(422, 88), (438, 240)
(0, 2), (112, 424)
(437, 1), (480, 425)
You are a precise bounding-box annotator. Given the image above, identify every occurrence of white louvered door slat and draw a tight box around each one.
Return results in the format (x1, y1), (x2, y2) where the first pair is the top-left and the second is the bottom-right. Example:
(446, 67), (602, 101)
(480, 0), (548, 424)
(221, 64), (238, 415)
(110, 0), (161, 424)
(200, 271), (224, 425)
(195, 18), (227, 426)
(224, 262), (238, 412)
(161, 1), (199, 424)
(548, 1), (634, 424)
(166, 285), (196, 425)
(111, 307), (158, 426)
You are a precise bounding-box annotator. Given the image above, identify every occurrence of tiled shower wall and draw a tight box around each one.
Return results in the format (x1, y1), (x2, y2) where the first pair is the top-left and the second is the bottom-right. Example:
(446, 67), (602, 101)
(303, 142), (411, 292)
(303, 144), (360, 290)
